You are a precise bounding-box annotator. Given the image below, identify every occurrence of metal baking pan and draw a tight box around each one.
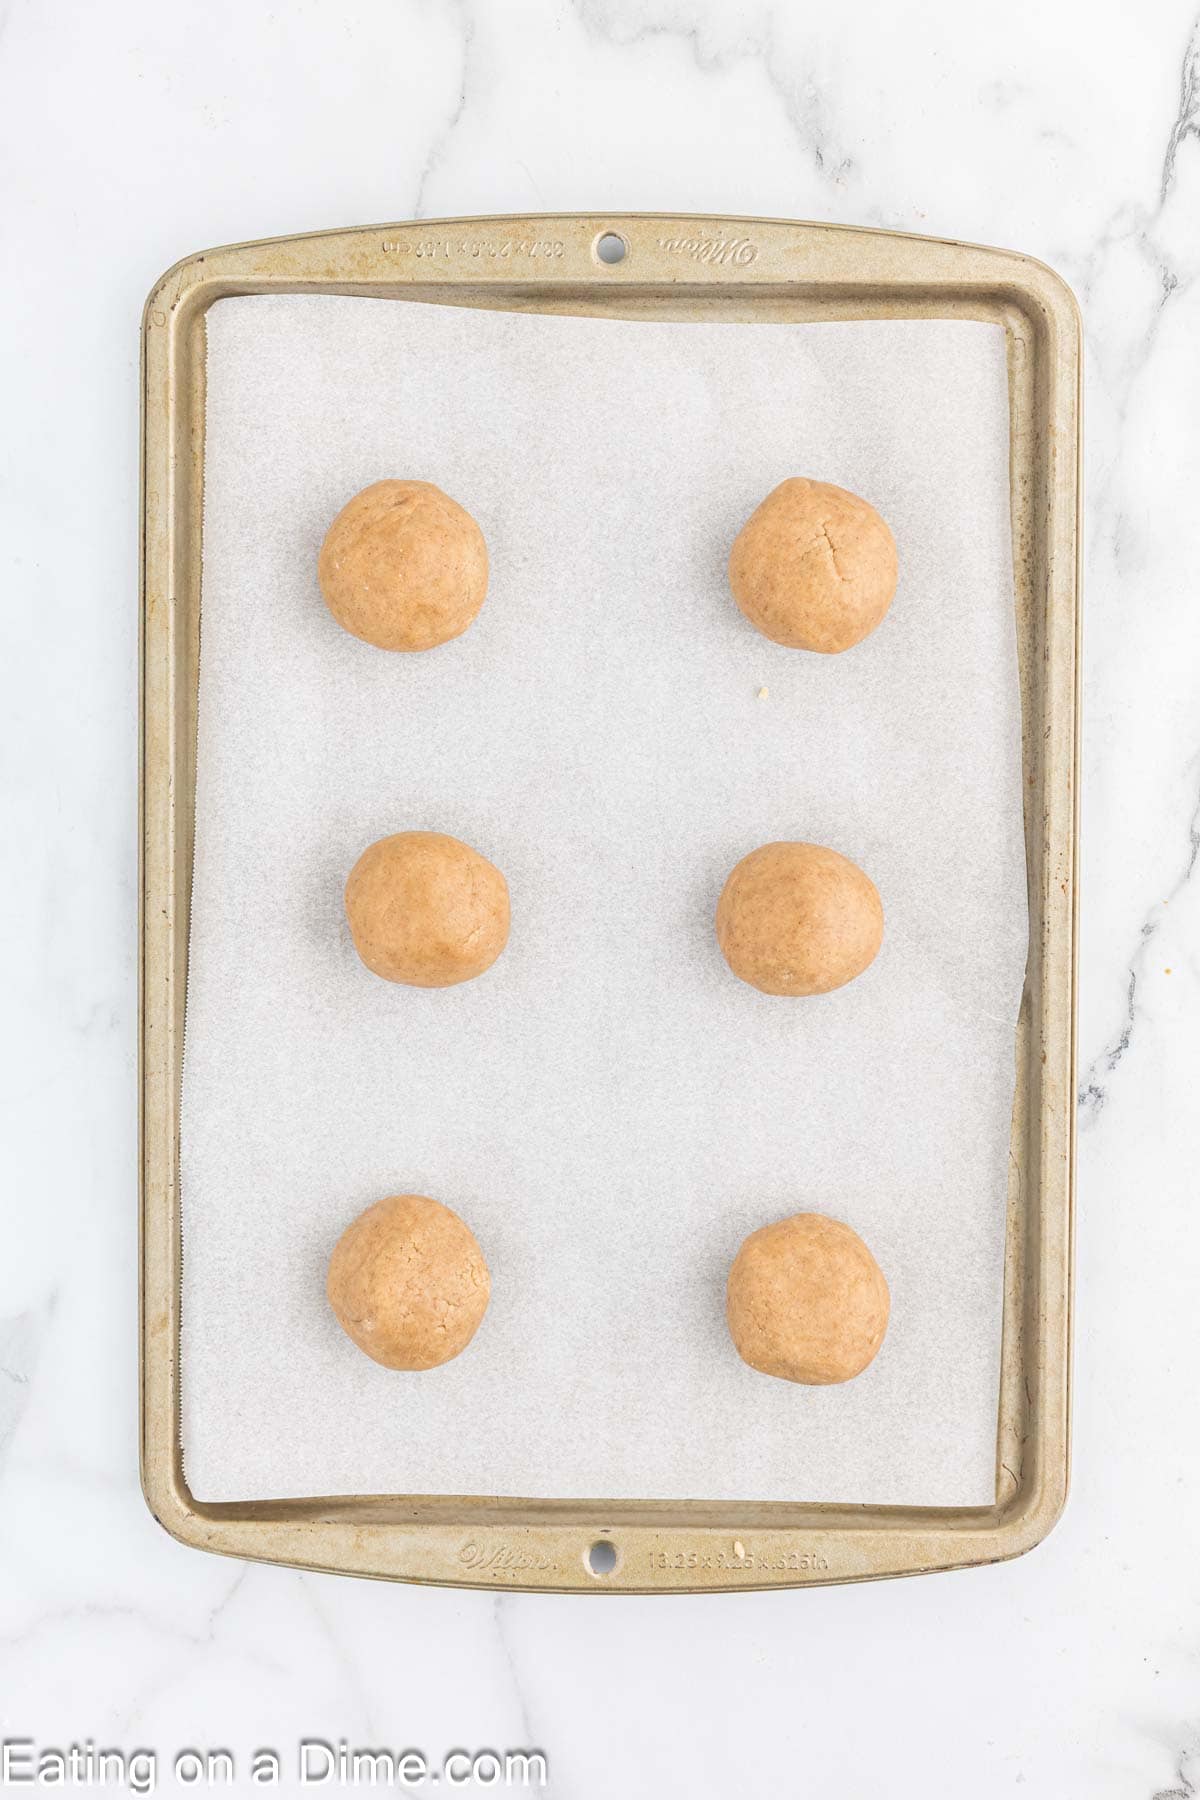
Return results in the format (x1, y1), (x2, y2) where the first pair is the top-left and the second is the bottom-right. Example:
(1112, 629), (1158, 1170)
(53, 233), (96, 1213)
(140, 213), (1079, 1592)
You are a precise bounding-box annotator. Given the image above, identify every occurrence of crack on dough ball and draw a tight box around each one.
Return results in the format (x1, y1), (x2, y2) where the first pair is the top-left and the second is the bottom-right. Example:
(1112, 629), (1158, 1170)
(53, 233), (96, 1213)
(327, 1194), (491, 1370)
(345, 830), (510, 988)
(715, 840), (883, 996)
(318, 479), (488, 651)
(728, 477), (897, 653)
(726, 1212), (890, 1385)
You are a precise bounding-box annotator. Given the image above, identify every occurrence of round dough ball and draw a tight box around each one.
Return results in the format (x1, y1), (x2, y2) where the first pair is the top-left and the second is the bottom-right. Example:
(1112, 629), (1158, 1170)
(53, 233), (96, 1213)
(345, 831), (510, 988)
(318, 479), (488, 651)
(715, 840), (882, 997)
(327, 1193), (491, 1371)
(728, 477), (897, 653)
(727, 1212), (890, 1385)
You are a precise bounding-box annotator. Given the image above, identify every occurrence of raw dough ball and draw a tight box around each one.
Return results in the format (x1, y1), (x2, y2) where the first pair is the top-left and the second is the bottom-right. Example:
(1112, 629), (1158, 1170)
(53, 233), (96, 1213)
(327, 1194), (491, 1371)
(715, 841), (882, 997)
(727, 1212), (890, 1385)
(345, 831), (510, 988)
(728, 477), (897, 653)
(318, 479), (488, 651)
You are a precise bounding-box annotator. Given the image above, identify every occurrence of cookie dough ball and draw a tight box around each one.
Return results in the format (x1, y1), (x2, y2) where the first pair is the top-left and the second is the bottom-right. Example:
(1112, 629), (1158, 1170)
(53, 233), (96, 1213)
(728, 477), (897, 653)
(327, 1194), (491, 1370)
(716, 841), (882, 997)
(318, 479), (488, 651)
(345, 831), (510, 988)
(727, 1212), (889, 1385)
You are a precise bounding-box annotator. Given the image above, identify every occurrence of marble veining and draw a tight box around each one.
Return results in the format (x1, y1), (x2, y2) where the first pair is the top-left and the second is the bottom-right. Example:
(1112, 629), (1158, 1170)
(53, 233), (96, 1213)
(414, 3), (477, 221)
(1161, 18), (1200, 203)
(1079, 780), (1200, 1120)
(2, 0), (1199, 1795)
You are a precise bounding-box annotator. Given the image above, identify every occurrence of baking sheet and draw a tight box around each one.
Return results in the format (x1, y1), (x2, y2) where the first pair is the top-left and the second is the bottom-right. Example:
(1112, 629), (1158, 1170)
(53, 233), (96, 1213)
(181, 295), (1026, 1505)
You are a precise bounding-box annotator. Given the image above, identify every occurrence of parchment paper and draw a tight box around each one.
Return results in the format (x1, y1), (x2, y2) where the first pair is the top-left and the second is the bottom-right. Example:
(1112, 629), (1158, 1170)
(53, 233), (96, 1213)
(181, 295), (1026, 1505)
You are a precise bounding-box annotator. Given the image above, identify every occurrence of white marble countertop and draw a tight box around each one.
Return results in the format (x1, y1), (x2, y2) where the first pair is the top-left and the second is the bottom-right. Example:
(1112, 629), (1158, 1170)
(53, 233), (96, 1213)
(2, 1), (1198, 1794)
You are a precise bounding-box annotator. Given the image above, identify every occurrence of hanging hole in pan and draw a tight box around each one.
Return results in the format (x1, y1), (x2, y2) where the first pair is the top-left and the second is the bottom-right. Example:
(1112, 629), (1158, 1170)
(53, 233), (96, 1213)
(594, 231), (628, 266)
(586, 1538), (618, 1576)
